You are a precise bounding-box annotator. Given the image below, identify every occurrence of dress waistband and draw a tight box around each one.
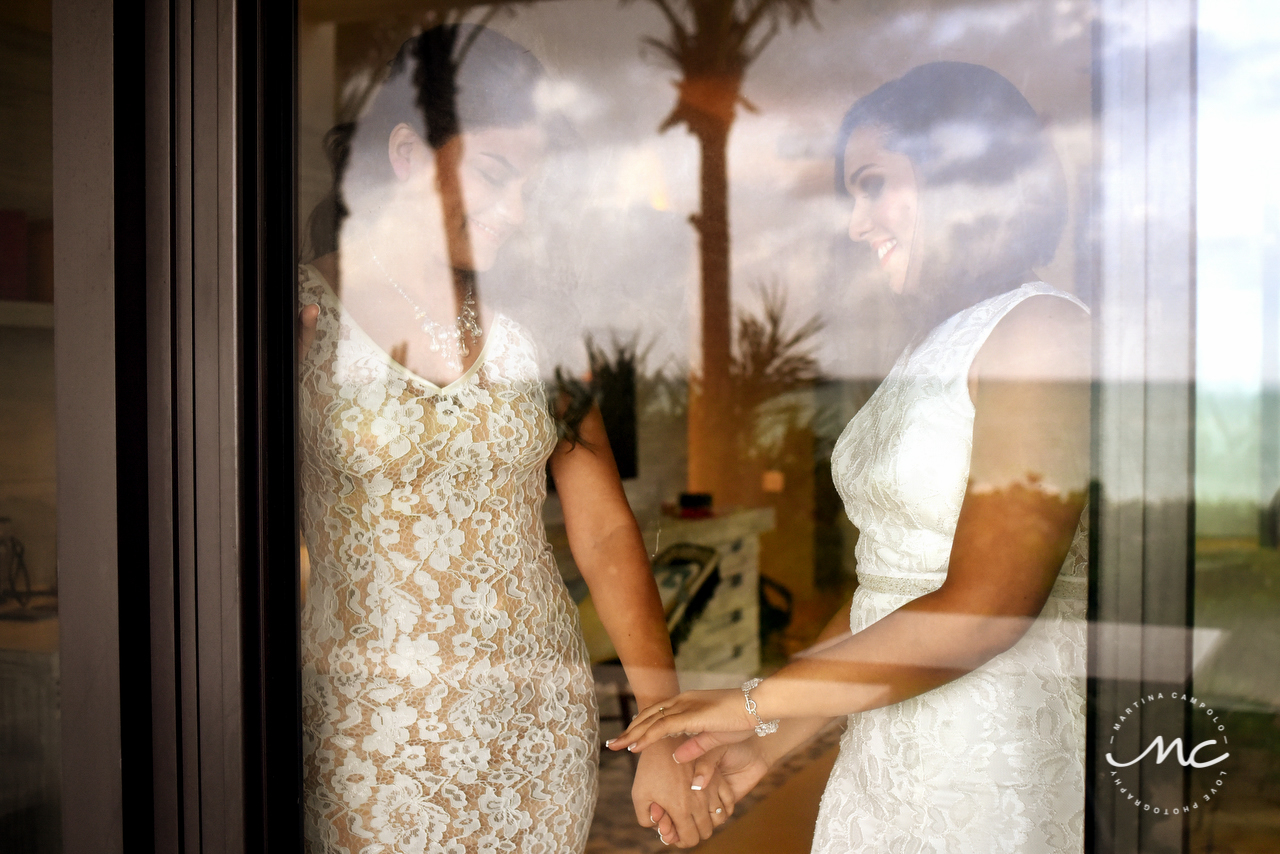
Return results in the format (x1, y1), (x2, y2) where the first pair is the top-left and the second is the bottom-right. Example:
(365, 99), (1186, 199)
(857, 571), (1088, 600)
(856, 573), (940, 598)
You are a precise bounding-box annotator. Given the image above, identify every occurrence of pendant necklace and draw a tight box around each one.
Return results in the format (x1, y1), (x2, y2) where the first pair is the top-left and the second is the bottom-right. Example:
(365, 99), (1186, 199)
(370, 249), (482, 372)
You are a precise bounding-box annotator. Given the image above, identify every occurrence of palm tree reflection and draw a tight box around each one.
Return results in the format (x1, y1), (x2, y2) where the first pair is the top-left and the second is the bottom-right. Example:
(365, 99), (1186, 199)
(631, 0), (820, 500)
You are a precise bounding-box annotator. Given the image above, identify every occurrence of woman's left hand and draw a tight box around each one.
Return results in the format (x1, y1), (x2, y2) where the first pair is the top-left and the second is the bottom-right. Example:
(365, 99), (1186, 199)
(632, 742), (733, 847)
(607, 689), (757, 755)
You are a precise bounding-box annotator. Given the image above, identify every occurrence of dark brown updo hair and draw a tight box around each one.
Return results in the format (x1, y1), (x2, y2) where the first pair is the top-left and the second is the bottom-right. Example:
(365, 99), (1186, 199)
(835, 62), (1069, 324)
(306, 25), (595, 443)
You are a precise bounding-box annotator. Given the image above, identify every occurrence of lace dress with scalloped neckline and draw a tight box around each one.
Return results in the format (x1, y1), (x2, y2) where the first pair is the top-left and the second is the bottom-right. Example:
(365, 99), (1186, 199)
(297, 265), (598, 854)
(812, 283), (1088, 854)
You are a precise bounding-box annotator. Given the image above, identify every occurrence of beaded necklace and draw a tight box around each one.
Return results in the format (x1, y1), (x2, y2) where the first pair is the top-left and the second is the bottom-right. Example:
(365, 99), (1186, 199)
(370, 249), (482, 372)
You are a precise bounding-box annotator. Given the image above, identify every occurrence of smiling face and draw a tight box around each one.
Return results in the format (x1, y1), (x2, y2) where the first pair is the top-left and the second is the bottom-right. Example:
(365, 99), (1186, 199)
(843, 126), (920, 295)
(391, 122), (547, 272)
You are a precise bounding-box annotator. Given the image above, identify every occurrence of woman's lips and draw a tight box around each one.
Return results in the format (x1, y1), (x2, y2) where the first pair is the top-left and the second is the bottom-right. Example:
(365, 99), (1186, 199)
(469, 217), (505, 243)
(875, 238), (898, 267)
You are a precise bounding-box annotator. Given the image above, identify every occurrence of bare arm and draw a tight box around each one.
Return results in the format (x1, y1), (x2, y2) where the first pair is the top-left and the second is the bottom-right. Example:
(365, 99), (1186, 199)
(548, 404), (678, 706)
(673, 599), (853, 765)
(552, 405), (731, 847)
(611, 294), (1092, 750)
(673, 596), (857, 807)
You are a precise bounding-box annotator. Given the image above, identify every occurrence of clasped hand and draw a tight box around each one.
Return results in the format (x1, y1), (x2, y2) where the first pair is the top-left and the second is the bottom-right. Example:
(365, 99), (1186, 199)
(630, 736), (736, 847)
(615, 690), (774, 846)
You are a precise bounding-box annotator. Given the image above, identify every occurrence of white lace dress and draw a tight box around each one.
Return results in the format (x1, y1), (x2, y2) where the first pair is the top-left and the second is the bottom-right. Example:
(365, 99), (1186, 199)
(812, 284), (1088, 854)
(297, 265), (598, 854)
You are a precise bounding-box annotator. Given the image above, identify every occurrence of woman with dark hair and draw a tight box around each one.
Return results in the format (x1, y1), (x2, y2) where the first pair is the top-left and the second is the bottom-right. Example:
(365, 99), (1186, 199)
(298, 25), (725, 852)
(610, 62), (1089, 852)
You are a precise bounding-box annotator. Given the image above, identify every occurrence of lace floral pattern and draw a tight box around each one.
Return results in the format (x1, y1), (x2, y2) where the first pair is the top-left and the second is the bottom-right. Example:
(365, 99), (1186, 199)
(297, 265), (598, 854)
(814, 284), (1088, 854)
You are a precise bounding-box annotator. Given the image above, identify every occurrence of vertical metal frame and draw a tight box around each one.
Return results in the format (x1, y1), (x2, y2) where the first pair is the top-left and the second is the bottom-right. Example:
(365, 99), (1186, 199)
(161, 0), (303, 848)
(159, 0), (250, 846)
(1088, 0), (1197, 851)
(52, 0), (301, 850)
(188, 0), (247, 844)
(52, 0), (125, 848)
(242, 0), (304, 849)
(142, 0), (183, 848)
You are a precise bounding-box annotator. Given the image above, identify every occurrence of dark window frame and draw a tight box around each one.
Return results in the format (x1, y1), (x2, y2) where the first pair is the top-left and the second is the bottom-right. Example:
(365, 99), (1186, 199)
(53, 0), (300, 851)
(1086, 1), (1198, 852)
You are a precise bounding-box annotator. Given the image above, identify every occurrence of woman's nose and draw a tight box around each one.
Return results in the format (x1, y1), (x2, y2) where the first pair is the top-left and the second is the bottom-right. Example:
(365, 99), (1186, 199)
(847, 201), (871, 242)
(497, 182), (525, 226)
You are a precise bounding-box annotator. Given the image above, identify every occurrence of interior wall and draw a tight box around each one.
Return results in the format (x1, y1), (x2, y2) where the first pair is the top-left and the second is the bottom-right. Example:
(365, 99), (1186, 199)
(0, 11), (55, 597)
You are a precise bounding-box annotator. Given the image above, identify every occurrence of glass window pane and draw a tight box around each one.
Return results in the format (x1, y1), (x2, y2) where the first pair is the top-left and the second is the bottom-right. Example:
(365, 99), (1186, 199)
(295, 3), (1095, 851)
(1193, 2), (1280, 850)
(287, 1), (1270, 851)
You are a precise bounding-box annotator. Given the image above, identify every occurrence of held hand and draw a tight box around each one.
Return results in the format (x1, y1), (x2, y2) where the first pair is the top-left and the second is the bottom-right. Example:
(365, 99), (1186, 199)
(631, 741), (733, 848)
(673, 729), (755, 765)
(607, 689), (755, 755)
(693, 740), (773, 806)
(647, 803), (677, 848)
(298, 303), (319, 363)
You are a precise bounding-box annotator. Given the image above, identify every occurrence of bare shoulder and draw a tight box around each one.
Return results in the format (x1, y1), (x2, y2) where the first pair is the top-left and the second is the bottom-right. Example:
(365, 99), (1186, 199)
(972, 291), (1091, 384)
(968, 291), (1092, 493)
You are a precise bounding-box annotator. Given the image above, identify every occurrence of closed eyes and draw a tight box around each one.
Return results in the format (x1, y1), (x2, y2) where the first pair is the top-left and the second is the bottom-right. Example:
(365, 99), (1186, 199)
(478, 170), (504, 188)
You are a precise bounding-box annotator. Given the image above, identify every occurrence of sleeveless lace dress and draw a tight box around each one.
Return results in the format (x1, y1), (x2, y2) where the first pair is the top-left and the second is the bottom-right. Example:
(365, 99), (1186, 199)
(296, 265), (598, 854)
(812, 283), (1088, 854)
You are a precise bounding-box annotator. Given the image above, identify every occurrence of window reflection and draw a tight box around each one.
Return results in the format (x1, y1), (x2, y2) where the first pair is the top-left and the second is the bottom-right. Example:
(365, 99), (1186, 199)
(294, 1), (1279, 852)
(1191, 3), (1280, 851)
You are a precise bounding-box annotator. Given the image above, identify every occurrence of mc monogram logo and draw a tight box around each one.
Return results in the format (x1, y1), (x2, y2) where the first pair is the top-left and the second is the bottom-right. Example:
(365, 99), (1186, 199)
(1105, 693), (1230, 816)
(1106, 734), (1229, 769)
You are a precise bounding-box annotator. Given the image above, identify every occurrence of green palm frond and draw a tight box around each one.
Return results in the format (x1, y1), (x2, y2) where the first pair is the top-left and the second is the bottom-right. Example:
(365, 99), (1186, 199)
(729, 281), (824, 418)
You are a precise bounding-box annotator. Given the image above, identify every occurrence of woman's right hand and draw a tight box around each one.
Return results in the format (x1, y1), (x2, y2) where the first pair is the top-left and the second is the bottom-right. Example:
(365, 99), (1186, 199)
(298, 303), (319, 362)
(607, 688), (756, 755)
(632, 738), (730, 848)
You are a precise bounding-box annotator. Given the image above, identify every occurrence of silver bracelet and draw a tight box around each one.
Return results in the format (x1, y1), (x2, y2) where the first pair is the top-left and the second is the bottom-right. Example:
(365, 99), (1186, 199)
(741, 678), (779, 736)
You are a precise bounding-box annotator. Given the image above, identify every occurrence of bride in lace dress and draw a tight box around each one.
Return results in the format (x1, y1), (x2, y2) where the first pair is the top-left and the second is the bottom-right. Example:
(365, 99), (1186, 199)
(610, 63), (1089, 852)
(297, 25), (724, 853)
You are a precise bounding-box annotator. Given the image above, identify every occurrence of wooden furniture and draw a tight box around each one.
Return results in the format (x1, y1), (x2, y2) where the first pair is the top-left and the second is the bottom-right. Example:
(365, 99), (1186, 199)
(641, 507), (774, 680)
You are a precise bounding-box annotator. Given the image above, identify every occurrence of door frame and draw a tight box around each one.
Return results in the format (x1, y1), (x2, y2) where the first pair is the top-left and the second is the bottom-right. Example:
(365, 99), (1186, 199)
(53, 0), (301, 851)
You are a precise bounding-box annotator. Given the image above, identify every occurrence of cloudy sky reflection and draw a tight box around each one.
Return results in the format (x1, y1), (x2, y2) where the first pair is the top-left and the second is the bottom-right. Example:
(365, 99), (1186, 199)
(466, 0), (1096, 379)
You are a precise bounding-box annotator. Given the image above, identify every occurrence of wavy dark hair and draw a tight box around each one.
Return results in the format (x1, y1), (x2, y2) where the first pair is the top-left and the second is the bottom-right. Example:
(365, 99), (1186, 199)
(835, 62), (1069, 325)
(306, 24), (593, 442)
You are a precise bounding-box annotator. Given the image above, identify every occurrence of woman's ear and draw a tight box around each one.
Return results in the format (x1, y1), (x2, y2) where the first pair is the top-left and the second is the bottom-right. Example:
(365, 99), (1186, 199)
(387, 123), (421, 182)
